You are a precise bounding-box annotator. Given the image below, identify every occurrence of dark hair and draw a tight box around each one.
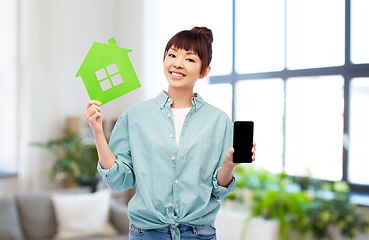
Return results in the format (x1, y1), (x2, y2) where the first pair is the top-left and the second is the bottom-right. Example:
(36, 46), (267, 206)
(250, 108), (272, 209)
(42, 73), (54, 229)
(164, 26), (213, 76)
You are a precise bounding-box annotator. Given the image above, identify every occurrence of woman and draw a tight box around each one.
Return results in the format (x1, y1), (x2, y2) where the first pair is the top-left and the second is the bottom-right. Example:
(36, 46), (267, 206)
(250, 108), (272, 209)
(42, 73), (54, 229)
(84, 26), (256, 240)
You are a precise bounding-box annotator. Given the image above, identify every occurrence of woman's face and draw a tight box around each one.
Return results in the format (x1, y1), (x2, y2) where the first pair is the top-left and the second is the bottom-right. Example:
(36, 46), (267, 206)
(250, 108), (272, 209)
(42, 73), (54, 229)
(163, 46), (208, 91)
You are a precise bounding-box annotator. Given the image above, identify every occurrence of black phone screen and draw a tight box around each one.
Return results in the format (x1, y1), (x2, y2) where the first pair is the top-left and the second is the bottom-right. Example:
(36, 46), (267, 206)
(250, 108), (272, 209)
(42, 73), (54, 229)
(233, 121), (254, 163)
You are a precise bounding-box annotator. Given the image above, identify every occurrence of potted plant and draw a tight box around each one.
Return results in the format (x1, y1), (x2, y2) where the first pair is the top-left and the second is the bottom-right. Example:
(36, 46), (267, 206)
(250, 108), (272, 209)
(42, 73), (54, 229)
(248, 172), (308, 240)
(301, 181), (369, 240)
(240, 168), (369, 240)
(31, 129), (100, 191)
(225, 165), (280, 209)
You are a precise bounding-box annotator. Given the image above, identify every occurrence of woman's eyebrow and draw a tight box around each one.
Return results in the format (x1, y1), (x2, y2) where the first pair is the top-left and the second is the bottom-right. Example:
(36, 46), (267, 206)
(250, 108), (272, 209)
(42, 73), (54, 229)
(169, 47), (197, 56)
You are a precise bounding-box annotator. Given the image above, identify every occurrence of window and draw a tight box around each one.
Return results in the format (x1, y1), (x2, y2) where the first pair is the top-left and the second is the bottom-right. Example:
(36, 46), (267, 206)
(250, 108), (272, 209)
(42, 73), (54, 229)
(235, 0), (285, 74)
(349, 78), (369, 185)
(209, 0), (369, 193)
(195, 83), (233, 119)
(351, 0), (369, 64)
(235, 79), (284, 174)
(95, 63), (123, 91)
(285, 76), (344, 181)
(286, 0), (345, 69)
(0, 0), (18, 175)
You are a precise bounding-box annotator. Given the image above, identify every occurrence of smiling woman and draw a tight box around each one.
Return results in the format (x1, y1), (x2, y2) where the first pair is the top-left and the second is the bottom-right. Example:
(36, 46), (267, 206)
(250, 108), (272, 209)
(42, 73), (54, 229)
(163, 47), (206, 98)
(84, 26), (255, 240)
(163, 27), (212, 108)
(163, 27), (213, 76)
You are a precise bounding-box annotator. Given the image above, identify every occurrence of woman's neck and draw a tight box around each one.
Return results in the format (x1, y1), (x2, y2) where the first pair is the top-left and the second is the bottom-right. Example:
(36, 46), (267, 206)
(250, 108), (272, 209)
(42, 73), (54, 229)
(166, 87), (194, 108)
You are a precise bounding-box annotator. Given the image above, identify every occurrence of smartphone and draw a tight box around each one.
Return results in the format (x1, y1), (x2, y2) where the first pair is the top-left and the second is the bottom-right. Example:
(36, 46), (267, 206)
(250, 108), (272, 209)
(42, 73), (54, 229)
(232, 121), (254, 163)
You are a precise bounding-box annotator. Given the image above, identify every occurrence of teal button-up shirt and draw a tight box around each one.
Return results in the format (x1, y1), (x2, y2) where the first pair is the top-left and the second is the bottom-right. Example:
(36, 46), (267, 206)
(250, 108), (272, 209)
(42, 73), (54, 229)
(97, 91), (235, 240)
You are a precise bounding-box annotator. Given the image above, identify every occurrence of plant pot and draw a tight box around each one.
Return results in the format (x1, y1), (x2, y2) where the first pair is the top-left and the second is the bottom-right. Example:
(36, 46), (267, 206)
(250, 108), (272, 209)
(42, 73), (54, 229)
(242, 188), (254, 210)
(64, 175), (77, 188)
(243, 217), (280, 240)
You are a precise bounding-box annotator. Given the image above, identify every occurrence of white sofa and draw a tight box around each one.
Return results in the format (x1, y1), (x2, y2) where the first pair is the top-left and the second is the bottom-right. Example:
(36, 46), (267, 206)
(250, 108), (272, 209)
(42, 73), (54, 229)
(0, 188), (129, 240)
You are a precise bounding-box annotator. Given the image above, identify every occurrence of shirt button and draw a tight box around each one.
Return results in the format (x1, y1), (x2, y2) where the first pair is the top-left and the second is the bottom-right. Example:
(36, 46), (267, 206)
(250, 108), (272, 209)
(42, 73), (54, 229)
(172, 156), (175, 160)
(169, 134), (173, 138)
(176, 205), (178, 208)
(167, 114), (170, 117)
(175, 180), (179, 184)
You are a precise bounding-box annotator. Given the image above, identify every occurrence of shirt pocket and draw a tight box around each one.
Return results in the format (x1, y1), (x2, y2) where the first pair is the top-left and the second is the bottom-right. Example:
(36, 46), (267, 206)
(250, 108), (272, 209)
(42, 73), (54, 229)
(195, 136), (222, 176)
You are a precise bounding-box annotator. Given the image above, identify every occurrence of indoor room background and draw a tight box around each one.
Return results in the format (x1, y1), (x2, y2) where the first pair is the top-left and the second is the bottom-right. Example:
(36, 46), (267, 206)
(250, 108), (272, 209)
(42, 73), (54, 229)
(1, 0), (369, 239)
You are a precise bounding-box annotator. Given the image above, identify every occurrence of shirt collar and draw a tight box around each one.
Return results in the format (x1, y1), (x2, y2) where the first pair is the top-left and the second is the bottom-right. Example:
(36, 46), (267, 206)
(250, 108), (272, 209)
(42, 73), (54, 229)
(155, 91), (205, 111)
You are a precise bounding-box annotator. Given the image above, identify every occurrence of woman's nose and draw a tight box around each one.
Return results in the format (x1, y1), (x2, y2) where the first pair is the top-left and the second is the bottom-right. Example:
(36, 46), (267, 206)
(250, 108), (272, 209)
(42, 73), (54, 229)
(174, 59), (183, 68)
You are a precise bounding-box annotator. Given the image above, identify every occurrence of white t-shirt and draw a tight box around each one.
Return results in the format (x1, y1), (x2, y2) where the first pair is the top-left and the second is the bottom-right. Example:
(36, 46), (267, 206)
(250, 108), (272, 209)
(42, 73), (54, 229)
(171, 107), (191, 148)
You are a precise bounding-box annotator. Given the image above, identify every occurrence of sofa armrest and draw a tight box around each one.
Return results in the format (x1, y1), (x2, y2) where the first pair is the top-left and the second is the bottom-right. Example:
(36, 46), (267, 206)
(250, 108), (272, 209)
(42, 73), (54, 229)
(110, 200), (129, 235)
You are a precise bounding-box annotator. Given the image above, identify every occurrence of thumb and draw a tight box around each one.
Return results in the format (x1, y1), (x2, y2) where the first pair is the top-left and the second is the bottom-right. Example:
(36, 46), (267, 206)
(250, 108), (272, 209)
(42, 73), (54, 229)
(226, 148), (234, 159)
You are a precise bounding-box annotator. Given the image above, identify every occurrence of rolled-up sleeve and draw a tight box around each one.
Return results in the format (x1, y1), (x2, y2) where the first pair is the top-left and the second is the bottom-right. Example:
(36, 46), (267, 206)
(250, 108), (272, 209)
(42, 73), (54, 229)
(212, 167), (236, 200)
(97, 113), (136, 192)
(211, 117), (236, 200)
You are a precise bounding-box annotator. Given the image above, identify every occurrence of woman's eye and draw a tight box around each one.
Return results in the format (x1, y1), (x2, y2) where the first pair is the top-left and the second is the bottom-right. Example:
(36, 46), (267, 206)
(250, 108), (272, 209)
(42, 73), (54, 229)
(187, 58), (195, 63)
(169, 54), (176, 58)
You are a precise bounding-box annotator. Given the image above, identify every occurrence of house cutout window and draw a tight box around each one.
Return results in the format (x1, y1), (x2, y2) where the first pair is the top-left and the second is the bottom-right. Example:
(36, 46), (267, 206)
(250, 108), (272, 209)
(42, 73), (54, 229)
(95, 63), (123, 91)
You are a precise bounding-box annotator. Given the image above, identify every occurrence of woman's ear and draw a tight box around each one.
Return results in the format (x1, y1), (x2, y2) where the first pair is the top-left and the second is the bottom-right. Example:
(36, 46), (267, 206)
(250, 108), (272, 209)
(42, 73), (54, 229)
(200, 66), (211, 79)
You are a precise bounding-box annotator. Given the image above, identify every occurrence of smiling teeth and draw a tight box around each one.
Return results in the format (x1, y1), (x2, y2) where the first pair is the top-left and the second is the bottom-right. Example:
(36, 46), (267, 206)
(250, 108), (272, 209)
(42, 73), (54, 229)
(172, 72), (184, 77)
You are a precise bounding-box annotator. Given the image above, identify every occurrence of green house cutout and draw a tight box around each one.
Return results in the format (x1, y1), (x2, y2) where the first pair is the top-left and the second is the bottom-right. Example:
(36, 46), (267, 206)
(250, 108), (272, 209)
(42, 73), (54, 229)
(75, 37), (141, 105)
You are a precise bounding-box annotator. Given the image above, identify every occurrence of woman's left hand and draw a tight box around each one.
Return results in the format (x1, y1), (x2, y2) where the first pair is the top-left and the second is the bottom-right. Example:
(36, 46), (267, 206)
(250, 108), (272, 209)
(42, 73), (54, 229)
(218, 142), (256, 186)
(223, 141), (256, 167)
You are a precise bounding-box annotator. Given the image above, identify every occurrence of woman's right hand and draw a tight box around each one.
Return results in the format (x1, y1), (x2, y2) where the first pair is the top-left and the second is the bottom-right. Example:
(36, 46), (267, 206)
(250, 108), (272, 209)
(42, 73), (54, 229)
(84, 100), (103, 134)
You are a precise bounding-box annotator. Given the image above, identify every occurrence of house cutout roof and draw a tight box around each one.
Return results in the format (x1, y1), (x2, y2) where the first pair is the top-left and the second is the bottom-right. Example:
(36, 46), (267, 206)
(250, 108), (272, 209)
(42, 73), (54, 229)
(76, 37), (141, 105)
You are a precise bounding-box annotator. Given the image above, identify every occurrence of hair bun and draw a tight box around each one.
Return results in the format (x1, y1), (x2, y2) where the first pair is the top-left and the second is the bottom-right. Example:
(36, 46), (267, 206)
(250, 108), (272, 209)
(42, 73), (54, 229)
(191, 26), (213, 43)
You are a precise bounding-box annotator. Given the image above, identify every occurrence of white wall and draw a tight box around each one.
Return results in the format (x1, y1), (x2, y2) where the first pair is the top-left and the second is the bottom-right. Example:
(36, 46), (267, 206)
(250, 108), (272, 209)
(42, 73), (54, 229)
(0, 0), (148, 195)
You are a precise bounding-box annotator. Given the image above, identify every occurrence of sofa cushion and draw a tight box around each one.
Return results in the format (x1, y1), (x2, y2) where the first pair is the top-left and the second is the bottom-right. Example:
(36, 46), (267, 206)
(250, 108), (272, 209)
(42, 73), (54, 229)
(0, 197), (25, 240)
(51, 189), (119, 239)
(109, 200), (129, 235)
(34, 236), (128, 240)
(16, 193), (56, 239)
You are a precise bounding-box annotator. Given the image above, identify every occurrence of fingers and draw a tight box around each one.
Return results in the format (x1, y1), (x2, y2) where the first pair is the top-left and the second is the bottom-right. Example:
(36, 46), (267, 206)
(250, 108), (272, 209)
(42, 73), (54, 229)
(228, 146), (255, 163)
(84, 100), (102, 122)
(84, 107), (101, 122)
(224, 148), (240, 166)
(86, 100), (101, 112)
(85, 105), (100, 117)
(224, 147), (234, 162)
(85, 111), (102, 122)
(225, 147), (234, 160)
(85, 100), (101, 114)
(86, 100), (101, 109)
(228, 147), (235, 154)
